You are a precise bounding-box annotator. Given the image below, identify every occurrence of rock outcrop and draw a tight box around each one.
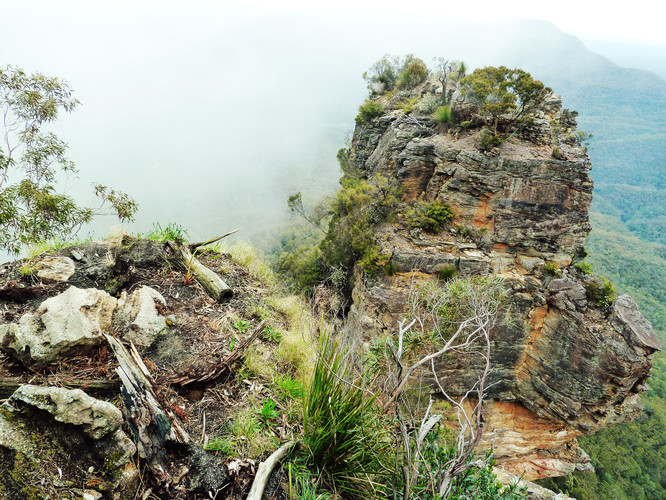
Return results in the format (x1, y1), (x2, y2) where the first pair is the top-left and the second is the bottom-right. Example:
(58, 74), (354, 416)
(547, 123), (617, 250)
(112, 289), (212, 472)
(345, 78), (661, 479)
(0, 385), (137, 499)
(0, 284), (169, 368)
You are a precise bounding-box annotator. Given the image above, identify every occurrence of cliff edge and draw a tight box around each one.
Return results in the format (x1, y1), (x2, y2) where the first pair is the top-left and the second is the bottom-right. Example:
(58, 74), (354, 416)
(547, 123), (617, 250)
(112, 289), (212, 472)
(344, 72), (661, 480)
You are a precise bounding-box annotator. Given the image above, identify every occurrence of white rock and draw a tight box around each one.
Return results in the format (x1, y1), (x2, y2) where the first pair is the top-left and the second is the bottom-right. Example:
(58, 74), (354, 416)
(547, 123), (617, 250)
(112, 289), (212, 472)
(9, 385), (123, 440)
(35, 256), (76, 283)
(0, 286), (117, 367)
(116, 285), (168, 346)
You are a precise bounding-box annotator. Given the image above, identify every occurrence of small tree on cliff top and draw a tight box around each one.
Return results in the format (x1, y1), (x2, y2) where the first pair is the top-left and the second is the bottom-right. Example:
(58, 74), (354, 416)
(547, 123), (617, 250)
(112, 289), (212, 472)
(0, 66), (137, 254)
(460, 66), (551, 135)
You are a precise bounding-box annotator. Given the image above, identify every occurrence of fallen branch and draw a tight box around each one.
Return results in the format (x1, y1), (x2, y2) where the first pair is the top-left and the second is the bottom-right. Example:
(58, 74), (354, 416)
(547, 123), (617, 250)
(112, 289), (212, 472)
(188, 228), (239, 251)
(166, 239), (233, 301)
(246, 440), (295, 500)
(164, 320), (266, 386)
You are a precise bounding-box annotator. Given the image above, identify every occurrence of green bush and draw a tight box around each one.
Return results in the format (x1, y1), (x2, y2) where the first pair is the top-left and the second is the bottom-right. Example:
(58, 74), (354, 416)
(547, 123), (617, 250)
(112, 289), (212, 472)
(417, 94), (440, 114)
(434, 105), (453, 123)
(356, 99), (383, 125)
(584, 276), (616, 310)
(396, 55), (428, 89)
(575, 261), (592, 275)
(320, 175), (400, 282)
(406, 201), (455, 233)
(277, 246), (326, 295)
(478, 130), (504, 152)
(542, 262), (561, 277)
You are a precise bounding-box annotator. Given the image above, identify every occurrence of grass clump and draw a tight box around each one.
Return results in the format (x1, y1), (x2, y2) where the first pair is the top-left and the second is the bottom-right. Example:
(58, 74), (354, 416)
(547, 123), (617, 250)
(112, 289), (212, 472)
(433, 104), (453, 124)
(223, 240), (277, 287)
(301, 332), (385, 496)
(438, 265), (458, 281)
(406, 201), (454, 233)
(575, 261), (592, 275)
(139, 222), (188, 242)
(542, 262), (561, 277)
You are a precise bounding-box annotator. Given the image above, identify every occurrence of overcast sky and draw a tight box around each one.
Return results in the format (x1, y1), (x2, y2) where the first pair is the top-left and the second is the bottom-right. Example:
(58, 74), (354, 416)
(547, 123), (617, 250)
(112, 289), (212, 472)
(245, 0), (666, 42)
(1, 1), (663, 251)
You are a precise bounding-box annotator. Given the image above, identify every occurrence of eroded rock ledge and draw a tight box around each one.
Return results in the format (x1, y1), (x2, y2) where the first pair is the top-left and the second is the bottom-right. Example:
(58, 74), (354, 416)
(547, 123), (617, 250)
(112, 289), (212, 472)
(345, 80), (661, 480)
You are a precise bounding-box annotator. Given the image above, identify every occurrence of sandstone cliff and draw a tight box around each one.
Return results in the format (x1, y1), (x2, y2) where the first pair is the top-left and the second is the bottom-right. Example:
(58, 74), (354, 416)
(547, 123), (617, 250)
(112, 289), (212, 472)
(344, 76), (661, 480)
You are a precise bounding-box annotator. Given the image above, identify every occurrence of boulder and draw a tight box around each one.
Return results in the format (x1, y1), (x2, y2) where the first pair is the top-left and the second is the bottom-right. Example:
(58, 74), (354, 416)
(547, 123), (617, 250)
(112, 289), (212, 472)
(116, 285), (169, 347)
(547, 278), (587, 312)
(612, 294), (662, 353)
(34, 255), (76, 283)
(9, 385), (123, 439)
(0, 286), (117, 367)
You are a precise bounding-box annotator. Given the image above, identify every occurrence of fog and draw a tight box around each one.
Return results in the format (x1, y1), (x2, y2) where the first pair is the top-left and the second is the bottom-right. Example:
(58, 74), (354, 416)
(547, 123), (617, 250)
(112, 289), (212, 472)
(1, 2), (663, 249)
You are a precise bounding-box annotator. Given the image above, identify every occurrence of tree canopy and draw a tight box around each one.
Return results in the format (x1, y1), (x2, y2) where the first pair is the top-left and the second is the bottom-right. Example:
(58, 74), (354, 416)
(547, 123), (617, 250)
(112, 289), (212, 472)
(0, 66), (136, 254)
(460, 66), (552, 135)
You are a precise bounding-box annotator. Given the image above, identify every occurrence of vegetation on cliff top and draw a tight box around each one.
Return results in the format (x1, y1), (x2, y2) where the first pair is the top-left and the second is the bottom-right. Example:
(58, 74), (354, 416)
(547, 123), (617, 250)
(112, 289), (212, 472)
(0, 66), (137, 255)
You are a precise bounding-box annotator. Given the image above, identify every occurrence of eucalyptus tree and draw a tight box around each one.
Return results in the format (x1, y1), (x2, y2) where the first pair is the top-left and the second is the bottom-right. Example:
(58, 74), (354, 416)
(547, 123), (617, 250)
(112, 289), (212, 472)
(0, 65), (137, 254)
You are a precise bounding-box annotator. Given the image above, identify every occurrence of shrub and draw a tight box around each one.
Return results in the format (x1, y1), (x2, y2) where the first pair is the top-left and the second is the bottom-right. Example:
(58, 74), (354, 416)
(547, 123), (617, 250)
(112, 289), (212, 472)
(277, 246), (326, 295)
(584, 276), (616, 310)
(434, 105), (453, 124)
(355, 99), (383, 125)
(406, 201), (455, 233)
(575, 261), (592, 275)
(478, 130), (504, 152)
(384, 261), (396, 276)
(396, 97), (419, 114)
(320, 175), (400, 282)
(396, 55), (428, 89)
(417, 94), (440, 114)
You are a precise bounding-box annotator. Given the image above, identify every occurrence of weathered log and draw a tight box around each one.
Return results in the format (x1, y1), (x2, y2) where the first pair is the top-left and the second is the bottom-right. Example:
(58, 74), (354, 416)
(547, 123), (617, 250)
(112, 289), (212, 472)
(166, 239), (233, 301)
(164, 320), (266, 387)
(105, 335), (190, 465)
(246, 441), (295, 500)
(0, 377), (120, 399)
(105, 335), (230, 495)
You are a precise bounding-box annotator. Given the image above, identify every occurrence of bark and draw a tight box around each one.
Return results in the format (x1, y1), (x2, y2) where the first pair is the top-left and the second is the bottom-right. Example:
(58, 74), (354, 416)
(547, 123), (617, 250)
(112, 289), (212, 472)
(105, 334), (190, 464)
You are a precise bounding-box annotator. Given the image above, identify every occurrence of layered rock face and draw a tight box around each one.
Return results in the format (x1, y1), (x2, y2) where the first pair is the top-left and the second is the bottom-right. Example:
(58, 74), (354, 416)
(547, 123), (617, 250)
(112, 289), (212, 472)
(347, 81), (661, 479)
